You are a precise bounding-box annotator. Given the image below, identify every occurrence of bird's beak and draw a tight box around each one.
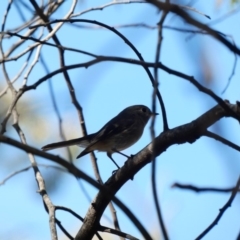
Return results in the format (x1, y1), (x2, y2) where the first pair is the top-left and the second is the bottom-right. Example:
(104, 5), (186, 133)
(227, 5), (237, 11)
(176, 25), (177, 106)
(151, 112), (159, 116)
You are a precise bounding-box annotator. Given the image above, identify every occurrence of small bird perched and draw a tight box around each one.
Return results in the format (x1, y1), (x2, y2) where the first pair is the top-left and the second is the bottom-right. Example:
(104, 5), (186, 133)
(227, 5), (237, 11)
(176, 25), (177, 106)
(42, 105), (158, 168)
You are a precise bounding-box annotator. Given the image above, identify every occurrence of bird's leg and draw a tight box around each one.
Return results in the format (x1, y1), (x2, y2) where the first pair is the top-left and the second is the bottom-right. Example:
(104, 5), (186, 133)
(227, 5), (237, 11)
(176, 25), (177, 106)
(112, 148), (130, 159)
(107, 152), (120, 169)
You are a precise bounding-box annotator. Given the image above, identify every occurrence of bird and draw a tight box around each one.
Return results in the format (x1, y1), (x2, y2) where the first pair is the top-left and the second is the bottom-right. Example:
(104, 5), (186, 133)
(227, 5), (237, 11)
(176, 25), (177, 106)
(42, 105), (158, 168)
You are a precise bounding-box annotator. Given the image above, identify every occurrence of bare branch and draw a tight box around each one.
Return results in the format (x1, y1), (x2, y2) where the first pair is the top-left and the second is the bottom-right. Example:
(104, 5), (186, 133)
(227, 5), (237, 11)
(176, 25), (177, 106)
(172, 183), (240, 193)
(98, 225), (139, 240)
(146, 0), (240, 56)
(195, 176), (240, 240)
(151, 8), (169, 240)
(30, 18), (169, 129)
(0, 164), (66, 186)
(204, 130), (240, 153)
(12, 54), (238, 122)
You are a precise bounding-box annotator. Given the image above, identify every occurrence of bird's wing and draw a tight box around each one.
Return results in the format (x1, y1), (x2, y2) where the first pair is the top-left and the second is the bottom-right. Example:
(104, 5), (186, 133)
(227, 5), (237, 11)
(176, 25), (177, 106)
(92, 115), (135, 143)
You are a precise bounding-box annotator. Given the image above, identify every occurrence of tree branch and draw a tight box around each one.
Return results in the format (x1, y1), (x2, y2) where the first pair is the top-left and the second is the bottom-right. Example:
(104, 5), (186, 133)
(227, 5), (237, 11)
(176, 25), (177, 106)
(195, 176), (240, 239)
(74, 102), (240, 239)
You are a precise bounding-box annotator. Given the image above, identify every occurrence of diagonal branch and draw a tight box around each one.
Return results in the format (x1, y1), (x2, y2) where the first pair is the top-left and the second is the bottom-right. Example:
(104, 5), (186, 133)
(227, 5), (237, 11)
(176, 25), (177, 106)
(145, 0), (240, 56)
(74, 102), (240, 239)
(30, 18), (169, 131)
(203, 130), (240, 152)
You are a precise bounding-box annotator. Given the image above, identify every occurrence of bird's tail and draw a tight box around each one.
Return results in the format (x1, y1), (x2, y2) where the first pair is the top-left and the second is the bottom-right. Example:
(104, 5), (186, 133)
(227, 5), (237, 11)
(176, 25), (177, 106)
(42, 134), (95, 151)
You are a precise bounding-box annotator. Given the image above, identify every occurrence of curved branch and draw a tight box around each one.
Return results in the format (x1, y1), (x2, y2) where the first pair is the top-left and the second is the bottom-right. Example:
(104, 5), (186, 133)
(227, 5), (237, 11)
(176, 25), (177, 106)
(30, 18), (169, 131)
(15, 55), (239, 121)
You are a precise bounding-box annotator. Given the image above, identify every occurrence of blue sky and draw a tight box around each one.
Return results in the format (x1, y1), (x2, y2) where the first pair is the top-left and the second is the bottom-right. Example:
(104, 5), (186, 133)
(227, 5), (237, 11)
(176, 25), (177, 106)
(1, 1), (240, 239)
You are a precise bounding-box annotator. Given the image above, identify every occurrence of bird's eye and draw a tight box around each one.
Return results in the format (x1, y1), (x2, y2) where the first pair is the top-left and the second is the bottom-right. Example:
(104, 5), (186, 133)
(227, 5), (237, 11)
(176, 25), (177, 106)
(141, 107), (147, 113)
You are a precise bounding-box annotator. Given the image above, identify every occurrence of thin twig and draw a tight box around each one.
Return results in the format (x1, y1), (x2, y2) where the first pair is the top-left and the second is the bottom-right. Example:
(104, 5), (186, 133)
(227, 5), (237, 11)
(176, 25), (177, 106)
(221, 38), (238, 94)
(72, 0), (147, 18)
(98, 225), (139, 240)
(0, 53), (30, 97)
(0, 164), (67, 186)
(204, 130), (240, 153)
